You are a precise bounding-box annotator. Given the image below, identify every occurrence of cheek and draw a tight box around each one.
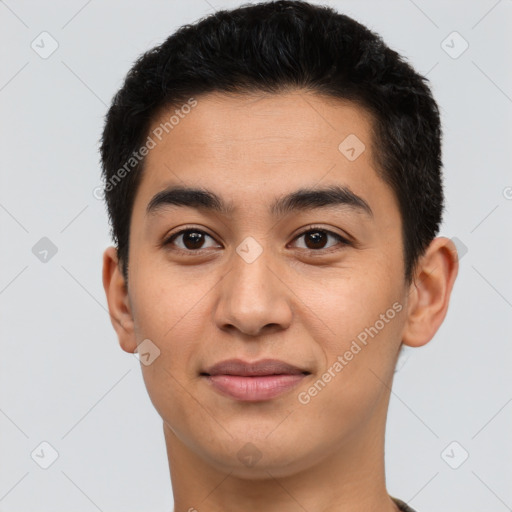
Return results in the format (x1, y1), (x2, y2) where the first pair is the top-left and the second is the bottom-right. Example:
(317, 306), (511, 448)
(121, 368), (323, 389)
(128, 266), (215, 410)
(130, 262), (211, 340)
(327, 273), (404, 366)
(302, 264), (405, 406)
(129, 269), (210, 428)
(310, 265), (403, 351)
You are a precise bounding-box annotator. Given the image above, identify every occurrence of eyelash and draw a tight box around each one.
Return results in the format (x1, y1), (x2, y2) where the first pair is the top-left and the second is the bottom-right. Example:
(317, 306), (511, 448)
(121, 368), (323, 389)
(162, 225), (351, 256)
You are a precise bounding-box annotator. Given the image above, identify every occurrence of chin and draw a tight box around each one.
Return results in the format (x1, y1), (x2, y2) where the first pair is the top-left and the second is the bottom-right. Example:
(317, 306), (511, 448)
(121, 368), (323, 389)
(194, 432), (319, 480)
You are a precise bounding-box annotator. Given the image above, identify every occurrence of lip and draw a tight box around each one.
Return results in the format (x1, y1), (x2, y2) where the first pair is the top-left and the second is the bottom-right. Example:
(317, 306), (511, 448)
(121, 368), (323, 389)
(201, 358), (310, 402)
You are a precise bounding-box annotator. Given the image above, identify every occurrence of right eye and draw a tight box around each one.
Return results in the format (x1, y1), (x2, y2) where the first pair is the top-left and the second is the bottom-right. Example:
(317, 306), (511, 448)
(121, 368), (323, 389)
(163, 228), (222, 253)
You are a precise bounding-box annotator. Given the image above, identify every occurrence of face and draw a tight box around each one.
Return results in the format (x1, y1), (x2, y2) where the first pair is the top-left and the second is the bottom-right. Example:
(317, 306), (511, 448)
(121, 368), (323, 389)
(115, 91), (412, 477)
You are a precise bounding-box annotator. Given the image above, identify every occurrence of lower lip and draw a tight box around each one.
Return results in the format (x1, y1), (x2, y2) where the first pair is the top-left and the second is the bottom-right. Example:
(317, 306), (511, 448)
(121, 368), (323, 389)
(203, 374), (307, 401)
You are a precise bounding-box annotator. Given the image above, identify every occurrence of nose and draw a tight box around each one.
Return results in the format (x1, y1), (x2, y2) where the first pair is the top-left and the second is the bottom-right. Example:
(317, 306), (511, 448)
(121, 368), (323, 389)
(213, 244), (293, 337)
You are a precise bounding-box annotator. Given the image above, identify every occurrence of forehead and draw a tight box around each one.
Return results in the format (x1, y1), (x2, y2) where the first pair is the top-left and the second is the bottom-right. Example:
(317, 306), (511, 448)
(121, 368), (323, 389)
(133, 91), (397, 220)
(148, 91), (373, 163)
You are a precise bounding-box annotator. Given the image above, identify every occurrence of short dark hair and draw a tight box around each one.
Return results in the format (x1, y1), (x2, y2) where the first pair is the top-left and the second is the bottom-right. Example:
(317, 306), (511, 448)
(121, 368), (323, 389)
(100, 0), (443, 284)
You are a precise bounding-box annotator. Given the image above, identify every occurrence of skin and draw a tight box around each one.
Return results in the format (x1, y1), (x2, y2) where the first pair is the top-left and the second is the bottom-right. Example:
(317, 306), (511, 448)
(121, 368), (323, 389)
(103, 91), (458, 512)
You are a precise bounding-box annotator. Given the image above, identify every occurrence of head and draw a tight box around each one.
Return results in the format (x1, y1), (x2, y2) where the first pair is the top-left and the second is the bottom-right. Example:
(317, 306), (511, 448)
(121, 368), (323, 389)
(101, 0), (458, 480)
(100, 0), (443, 286)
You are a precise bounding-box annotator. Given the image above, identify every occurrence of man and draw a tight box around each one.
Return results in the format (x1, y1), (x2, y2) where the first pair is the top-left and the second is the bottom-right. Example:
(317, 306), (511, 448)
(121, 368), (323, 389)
(101, 1), (458, 510)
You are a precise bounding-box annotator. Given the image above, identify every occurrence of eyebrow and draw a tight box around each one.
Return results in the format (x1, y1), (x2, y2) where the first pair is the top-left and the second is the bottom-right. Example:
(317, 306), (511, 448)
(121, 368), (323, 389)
(146, 184), (373, 218)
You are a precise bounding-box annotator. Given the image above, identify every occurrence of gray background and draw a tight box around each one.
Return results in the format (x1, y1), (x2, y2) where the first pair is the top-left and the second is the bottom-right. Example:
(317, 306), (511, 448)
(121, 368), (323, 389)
(1, 0), (511, 510)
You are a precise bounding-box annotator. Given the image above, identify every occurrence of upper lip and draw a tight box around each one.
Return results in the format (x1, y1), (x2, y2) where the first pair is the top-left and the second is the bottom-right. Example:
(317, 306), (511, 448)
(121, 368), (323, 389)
(202, 358), (310, 377)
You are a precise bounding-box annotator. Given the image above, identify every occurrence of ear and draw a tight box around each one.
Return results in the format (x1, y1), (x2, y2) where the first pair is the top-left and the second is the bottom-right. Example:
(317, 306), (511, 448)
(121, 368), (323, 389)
(402, 237), (459, 347)
(102, 246), (137, 353)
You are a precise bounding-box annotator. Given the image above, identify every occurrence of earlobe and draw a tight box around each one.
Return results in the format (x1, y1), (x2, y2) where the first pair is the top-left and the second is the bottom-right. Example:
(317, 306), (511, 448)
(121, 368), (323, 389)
(402, 237), (459, 348)
(102, 246), (138, 353)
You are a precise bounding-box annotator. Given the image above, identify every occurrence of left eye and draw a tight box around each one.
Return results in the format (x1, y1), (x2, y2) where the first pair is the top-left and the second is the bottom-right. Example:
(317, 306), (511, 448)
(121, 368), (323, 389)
(291, 228), (349, 251)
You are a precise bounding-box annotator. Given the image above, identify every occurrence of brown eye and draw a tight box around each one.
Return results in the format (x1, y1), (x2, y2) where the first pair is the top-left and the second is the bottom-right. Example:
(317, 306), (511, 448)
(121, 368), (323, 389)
(165, 229), (219, 251)
(292, 228), (349, 252)
(304, 231), (328, 249)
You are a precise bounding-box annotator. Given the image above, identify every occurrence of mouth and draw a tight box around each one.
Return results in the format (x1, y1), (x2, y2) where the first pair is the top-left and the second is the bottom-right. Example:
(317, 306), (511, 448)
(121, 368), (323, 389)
(200, 358), (311, 402)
